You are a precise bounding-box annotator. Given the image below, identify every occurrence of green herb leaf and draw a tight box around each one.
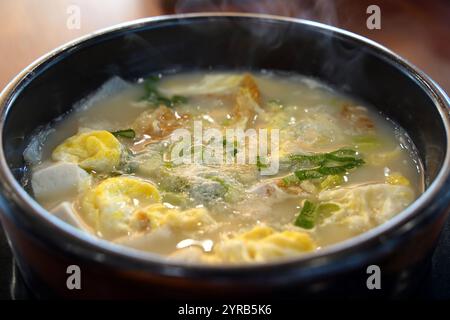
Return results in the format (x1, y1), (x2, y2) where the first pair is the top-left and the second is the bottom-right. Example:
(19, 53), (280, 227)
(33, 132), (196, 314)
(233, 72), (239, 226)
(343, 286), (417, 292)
(289, 153), (327, 168)
(319, 175), (344, 190)
(294, 169), (325, 181)
(289, 148), (364, 184)
(294, 200), (317, 229)
(141, 76), (188, 107)
(294, 201), (340, 229)
(111, 129), (136, 139)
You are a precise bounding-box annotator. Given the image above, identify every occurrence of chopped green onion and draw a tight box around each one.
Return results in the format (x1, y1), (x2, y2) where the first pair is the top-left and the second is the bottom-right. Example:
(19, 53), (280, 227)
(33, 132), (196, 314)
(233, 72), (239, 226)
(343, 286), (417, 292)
(352, 135), (381, 151)
(317, 203), (340, 218)
(294, 169), (325, 181)
(325, 152), (358, 163)
(294, 200), (317, 229)
(289, 153), (326, 168)
(316, 160), (363, 175)
(111, 129), (136, 139)
(294, 201), (340, 229)
(256, 156), (269, 171)
(320, 175), (344, 190)
(281, 174), (300, 186)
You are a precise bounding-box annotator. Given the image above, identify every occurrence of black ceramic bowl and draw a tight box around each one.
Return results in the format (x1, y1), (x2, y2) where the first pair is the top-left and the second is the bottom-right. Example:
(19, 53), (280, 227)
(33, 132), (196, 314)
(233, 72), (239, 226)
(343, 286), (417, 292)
(0, 13), (449, 299)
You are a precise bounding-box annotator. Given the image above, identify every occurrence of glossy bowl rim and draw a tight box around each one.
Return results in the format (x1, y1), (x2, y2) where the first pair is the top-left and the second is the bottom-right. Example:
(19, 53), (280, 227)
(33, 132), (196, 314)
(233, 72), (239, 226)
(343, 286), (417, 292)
(0, 12), (449, 275)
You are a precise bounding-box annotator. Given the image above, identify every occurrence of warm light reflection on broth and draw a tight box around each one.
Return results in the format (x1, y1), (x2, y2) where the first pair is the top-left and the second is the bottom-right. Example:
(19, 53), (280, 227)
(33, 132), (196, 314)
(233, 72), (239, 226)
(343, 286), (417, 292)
(25, 71), (423, 264)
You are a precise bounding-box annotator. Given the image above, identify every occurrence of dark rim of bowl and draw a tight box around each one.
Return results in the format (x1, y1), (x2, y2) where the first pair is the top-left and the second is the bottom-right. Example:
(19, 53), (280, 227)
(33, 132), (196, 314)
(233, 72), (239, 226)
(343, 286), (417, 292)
(0, 13), (449, 277)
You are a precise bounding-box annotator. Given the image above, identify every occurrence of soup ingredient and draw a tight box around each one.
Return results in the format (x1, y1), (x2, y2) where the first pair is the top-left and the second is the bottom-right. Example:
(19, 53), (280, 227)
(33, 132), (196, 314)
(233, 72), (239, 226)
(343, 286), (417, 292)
(132, 203), (215, 232)
(210, 225), (316, 263)
(294, 200), (341, 229)
(141, 76), (187, 107)
(352, 135), (381, 151)
(132, 105), (191, 141)
(52, 130), (122, 173)
(51, 202), (90, 232)
(319, 175), (345, 190)
(367, 148), (401, 166)
(31, 162), (91, 203)
(294, 200), (317, 229)
(318, 183), (414, 232)
(230, 74), (265, 128)
(292, 148), (364, 176)
(282, 148), (364, 186)
(159, 74), (243, 96)
(80, 176), (160, 238)
(111, 129), (136, 139)
(386, 172), (410, 186)
(341, 104), (374, 132)
(26, 71), (423, 264)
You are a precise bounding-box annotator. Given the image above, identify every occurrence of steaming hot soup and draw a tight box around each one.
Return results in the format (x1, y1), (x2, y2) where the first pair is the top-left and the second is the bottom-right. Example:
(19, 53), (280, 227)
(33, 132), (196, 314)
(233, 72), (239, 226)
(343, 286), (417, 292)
(25, 72), (423, 264)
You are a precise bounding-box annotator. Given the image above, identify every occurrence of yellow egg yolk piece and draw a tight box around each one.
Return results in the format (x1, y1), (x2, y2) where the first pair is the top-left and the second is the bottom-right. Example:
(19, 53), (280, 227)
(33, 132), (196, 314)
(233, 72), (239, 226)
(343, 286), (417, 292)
(210, 225), (316, 263)
(52, 130), (122, 173)
(80, 176), (161, 238)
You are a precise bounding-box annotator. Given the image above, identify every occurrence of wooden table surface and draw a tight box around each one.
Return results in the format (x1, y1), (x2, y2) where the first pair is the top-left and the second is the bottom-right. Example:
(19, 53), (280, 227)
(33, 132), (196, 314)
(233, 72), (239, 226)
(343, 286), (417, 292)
(1, 0), (449, 93)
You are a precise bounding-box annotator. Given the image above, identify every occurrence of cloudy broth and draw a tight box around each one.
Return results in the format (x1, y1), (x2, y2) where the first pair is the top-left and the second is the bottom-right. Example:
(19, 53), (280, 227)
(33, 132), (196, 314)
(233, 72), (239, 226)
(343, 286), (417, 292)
(26, 71), (423, 264)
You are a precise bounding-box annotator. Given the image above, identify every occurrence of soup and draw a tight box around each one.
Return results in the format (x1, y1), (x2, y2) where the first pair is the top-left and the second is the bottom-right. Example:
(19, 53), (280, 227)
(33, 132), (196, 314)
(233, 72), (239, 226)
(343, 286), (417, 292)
(24, 72), (423, 264)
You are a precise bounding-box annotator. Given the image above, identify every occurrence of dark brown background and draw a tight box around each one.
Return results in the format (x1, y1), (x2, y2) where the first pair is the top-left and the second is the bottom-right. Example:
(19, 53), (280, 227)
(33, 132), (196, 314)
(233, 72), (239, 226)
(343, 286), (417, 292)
(0, 0), (449, 93)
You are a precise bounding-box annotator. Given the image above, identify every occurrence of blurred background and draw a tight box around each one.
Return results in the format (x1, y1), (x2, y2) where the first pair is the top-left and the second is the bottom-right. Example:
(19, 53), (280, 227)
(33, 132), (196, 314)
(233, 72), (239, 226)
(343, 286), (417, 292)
(0, 0), (449, 93)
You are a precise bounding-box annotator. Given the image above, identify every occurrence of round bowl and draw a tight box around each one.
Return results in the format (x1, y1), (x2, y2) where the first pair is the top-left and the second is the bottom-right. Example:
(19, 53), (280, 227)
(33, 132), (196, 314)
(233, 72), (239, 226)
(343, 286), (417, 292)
(0, 13), (449, 299)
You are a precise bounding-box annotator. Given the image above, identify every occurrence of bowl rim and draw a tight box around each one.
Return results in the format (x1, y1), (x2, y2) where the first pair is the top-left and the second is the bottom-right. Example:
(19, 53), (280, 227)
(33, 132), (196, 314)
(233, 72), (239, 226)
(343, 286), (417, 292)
(1, 12), (450, 276)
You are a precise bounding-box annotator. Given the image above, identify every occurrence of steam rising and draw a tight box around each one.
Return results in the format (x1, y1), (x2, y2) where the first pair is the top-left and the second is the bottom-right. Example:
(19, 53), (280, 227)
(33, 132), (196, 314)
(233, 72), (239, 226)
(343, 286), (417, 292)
(173, 0), (339, 26)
